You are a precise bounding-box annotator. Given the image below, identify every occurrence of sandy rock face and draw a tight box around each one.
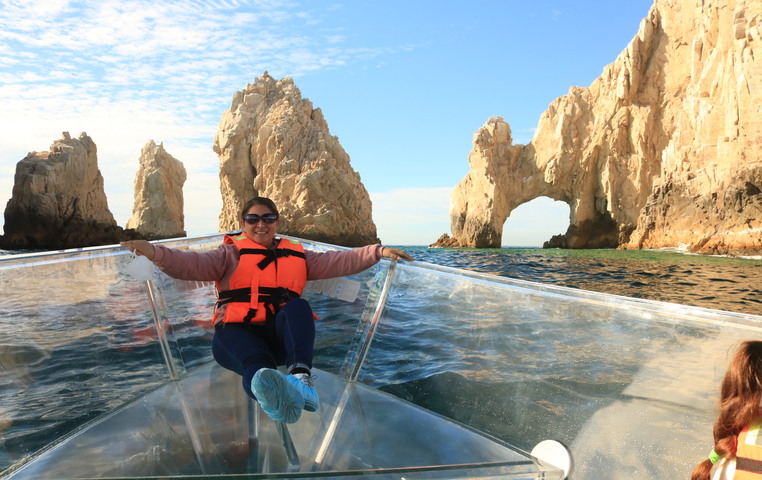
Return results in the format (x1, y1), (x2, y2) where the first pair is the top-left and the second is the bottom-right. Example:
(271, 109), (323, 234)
(444, 0), (762, 255)
(126, 140), (187, 240)
(213, 72), (379, 247)
(0, 132), (142, 250)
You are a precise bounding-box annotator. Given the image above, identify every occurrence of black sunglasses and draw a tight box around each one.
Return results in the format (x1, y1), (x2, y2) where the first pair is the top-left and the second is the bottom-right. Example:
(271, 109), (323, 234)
(243, 213), (278, 225)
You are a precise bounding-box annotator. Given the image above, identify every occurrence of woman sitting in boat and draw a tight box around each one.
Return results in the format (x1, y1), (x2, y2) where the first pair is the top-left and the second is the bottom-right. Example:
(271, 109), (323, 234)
(692, 340), (762, 480)
(121, 196), (412, 424)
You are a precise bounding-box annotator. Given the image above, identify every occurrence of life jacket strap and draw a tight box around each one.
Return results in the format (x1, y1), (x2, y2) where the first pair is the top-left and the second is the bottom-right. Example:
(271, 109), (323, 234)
(216, 286), (301, 323)
(737, 457), (762, 474)
(216, 287), (250, 306)
(217, 286), (301, 305)
(238, 247), (306, 270)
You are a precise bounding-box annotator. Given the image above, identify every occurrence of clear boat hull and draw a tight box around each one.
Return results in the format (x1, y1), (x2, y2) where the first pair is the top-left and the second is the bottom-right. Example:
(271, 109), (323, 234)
(2, 234), (761, 479)
(7, 363), (543, 479)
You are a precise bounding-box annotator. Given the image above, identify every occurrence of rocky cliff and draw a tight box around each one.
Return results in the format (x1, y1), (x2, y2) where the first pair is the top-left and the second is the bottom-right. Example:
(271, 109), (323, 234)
(126, 140), (187, 240)
(0, 132), (142, 250)
(213, 72), (379, 247)
(443, 0), (761, 255)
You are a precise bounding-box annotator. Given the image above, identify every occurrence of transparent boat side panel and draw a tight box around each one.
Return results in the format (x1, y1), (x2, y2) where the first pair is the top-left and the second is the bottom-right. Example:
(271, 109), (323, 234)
(0, 246), (170, 472)
(354, 261), (762, 479)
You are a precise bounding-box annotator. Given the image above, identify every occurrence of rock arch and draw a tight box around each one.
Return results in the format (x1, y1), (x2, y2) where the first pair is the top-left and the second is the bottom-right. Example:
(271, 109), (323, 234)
(440, 0), (762, 256)
(447, 115), (641, 249)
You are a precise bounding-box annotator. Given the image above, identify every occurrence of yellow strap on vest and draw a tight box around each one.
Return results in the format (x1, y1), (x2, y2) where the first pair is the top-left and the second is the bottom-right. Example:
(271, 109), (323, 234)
(747, 420), (762, 447)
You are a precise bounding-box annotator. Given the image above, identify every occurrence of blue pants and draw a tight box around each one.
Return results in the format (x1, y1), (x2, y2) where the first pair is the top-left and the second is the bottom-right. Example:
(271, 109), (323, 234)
(212, 298), (315, 399)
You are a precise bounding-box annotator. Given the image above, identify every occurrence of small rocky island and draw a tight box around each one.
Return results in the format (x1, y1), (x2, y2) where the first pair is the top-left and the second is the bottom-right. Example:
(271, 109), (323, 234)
(126, 140), (187, 241)
(214, 72), (379, 247)
(0, 132), (144, 250)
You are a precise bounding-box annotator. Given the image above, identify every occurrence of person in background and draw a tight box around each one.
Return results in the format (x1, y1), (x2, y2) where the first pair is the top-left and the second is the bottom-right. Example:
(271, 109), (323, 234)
(121, 196), (412, 424)
(692, 340), (762, 480)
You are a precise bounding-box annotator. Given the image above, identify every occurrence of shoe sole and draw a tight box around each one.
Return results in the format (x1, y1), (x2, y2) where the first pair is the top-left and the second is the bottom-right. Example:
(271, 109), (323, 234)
(251, 369), (304, 423)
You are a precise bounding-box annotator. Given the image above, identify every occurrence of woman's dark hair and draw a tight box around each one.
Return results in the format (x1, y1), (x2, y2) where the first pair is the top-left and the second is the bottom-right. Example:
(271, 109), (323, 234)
(692, 340), (762, 479)
(240, 197), (279, 219)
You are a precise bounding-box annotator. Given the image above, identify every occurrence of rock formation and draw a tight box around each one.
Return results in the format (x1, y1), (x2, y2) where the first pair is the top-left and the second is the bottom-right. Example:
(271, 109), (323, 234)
(442, 0), (762, 255)
(0, 132), (142, 250)
(213, 72), (379, 247)
(126, 140), (187, 240)
(429, 233), (461, 248)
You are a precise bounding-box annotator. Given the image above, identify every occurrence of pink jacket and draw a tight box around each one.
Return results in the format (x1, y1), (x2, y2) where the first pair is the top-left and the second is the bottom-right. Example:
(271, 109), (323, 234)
(152, 239), (384, 293)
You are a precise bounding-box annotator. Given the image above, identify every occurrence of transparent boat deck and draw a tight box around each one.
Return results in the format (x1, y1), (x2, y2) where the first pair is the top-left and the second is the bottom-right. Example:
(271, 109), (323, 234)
(7, 362), (546, 479)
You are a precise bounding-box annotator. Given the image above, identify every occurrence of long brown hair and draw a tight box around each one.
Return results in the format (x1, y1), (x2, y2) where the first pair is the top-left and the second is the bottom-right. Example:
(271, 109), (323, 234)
(691, 341), (762, 480)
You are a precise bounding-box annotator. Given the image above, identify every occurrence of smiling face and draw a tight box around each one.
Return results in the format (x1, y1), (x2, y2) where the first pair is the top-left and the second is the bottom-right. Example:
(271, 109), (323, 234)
(241, 203), (280, 247)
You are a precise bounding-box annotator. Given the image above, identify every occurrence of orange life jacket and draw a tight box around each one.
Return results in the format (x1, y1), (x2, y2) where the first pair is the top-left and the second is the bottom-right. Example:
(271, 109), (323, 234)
(214, 234), (307, 325)
(736, 418), (762, 479)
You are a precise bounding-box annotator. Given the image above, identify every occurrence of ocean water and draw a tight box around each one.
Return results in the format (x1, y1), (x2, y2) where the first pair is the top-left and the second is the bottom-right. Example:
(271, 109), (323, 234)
(2, 246), (759, 314)
(1, 245), (761, 478)
(407, 246), (762, 316)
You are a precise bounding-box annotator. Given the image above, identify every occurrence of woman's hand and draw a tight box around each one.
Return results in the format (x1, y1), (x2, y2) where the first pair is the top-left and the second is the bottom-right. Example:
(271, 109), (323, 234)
(120, 240), (156, 261)
(382, 247), (413, 261)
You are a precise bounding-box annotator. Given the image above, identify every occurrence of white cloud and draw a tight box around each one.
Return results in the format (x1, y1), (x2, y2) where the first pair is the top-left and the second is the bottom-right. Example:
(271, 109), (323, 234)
(0, 0), (456, 243)
(0, 3), (287, 228)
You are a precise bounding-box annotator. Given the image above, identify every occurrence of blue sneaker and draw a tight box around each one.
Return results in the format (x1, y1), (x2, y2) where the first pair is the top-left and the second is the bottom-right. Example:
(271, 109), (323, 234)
(251, 368), (304, 424)
(286, 373), (319, 412)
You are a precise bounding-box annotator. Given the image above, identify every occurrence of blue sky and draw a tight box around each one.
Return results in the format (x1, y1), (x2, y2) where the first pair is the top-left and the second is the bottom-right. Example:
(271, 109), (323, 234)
(0, 0), (653, 246)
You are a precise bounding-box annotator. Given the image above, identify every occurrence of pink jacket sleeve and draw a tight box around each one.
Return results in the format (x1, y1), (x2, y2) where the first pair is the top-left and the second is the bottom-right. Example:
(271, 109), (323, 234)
(152, 243), (238, 282)
(305, 244), (384, 280)
(151, 241), (383, 283)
